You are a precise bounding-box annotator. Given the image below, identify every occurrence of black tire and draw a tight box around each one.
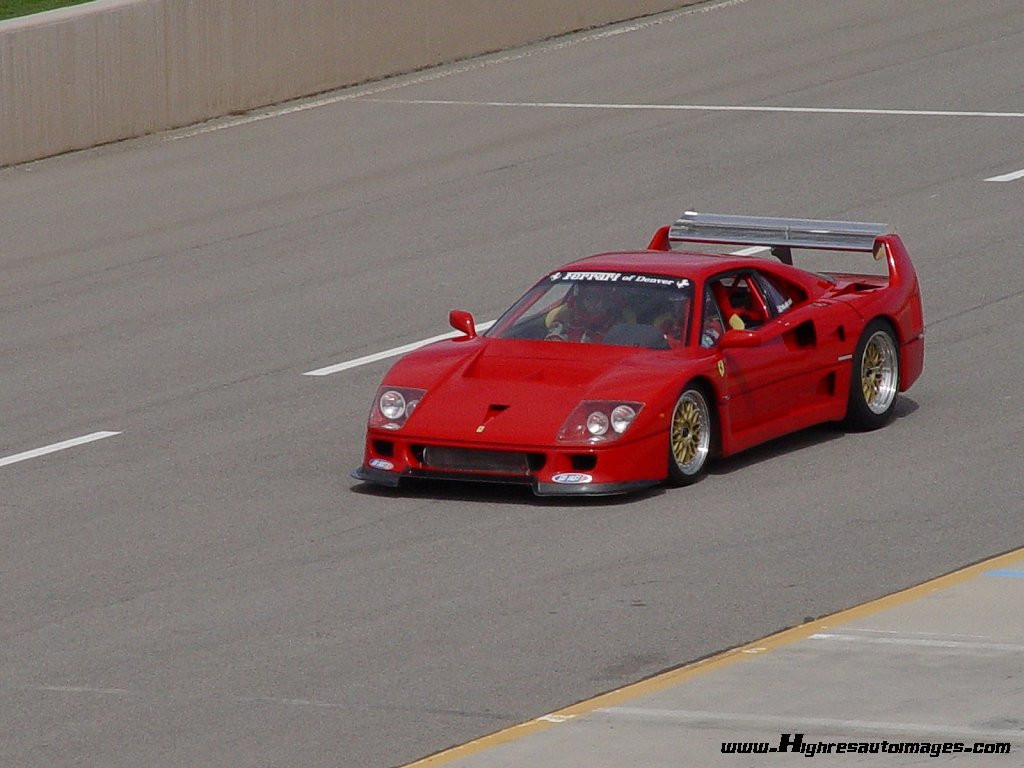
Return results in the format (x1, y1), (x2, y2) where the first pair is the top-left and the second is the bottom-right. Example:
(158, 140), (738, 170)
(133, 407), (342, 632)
(845, 318), (900, 431)
(667, 384), (713, 486)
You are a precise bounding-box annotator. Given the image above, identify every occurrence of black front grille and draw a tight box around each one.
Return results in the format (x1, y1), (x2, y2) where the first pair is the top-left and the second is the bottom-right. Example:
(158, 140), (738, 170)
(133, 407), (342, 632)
(415, 445), (543, 475)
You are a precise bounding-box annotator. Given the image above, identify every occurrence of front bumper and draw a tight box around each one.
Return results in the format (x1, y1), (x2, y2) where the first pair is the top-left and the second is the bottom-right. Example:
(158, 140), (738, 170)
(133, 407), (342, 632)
(351, 429), (666, 497)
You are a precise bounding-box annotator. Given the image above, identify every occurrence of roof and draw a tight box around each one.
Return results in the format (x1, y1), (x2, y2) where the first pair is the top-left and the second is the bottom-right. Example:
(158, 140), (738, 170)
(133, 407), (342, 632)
(559, 249), (759, 280)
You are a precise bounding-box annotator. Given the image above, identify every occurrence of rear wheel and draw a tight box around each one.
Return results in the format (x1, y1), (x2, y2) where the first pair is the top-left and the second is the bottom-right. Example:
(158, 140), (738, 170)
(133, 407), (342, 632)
(667, 385), (712, 486)
(845, 319), (900, 430)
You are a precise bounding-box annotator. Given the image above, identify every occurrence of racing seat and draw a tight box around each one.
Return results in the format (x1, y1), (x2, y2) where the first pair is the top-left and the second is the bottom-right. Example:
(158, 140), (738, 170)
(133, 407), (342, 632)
(711, 282), (747, 331)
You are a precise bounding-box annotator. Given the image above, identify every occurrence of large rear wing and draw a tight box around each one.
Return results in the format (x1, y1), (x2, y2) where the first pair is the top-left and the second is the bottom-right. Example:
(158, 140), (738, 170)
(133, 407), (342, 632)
(648, 211), (894, 265)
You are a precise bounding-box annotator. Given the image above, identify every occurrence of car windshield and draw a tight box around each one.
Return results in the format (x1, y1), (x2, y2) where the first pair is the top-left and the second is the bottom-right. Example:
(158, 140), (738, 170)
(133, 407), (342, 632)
(486, 270), (693, 349)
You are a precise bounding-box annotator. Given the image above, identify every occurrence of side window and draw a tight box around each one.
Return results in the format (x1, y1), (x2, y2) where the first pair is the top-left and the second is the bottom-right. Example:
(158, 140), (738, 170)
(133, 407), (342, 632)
(706, 273), (770, 333)
(700, 287), (725, 348)
(753, 272), (805, 317)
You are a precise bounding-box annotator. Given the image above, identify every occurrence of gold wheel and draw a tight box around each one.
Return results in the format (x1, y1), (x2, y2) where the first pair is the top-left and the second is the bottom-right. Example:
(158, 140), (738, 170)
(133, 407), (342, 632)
(669, 388), (710, 482)
(860, 331), (898, 415)
(846, 320), (901, 431)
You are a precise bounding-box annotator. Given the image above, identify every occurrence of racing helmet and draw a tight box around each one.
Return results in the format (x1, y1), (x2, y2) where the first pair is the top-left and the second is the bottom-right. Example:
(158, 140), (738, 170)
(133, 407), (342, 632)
(569, 282), (619, 328)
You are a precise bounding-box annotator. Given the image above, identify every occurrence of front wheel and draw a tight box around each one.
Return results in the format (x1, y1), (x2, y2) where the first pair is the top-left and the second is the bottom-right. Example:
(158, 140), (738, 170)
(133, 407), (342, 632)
(667, 385), (713, 486)
(845, 319), (900, 431)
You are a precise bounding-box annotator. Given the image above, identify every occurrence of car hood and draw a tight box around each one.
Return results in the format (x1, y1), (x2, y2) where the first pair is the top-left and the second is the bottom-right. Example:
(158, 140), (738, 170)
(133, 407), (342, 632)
(387, 338), (687, 444)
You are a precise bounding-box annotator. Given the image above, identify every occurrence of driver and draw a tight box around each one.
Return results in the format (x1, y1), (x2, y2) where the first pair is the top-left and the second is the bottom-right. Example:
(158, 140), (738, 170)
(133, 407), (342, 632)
(545, 282), (632, 342)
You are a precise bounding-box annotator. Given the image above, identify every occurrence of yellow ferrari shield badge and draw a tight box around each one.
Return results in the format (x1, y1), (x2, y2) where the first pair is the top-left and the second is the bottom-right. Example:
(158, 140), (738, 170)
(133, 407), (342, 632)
(717, 359), (726, 378)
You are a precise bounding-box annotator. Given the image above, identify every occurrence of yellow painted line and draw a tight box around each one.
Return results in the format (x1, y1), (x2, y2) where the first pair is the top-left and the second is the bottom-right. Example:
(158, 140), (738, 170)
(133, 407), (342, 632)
(404, 546), (1024, 766)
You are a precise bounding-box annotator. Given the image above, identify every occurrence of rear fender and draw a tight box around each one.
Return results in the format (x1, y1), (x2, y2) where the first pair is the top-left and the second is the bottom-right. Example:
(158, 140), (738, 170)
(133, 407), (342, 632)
(867, 235), (925, 389)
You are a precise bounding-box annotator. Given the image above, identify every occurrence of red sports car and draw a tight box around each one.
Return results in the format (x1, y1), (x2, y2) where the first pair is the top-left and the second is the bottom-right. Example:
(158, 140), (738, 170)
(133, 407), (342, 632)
(353, 212), (925, 496)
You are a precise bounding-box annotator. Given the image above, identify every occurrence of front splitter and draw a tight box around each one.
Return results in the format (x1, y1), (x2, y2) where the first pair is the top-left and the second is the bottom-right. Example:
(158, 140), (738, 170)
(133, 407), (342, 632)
(352, 466), (658, 497)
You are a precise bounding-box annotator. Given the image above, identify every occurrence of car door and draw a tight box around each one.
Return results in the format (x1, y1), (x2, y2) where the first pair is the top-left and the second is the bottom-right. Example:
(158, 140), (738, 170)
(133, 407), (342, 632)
(702, 270), (837, 435)
(748, 269), (852, 415)
(700, 273), (784, 433)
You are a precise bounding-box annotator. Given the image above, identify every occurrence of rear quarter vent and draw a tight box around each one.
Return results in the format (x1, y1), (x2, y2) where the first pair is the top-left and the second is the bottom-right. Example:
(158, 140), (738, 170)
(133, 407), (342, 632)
(783, 320), (817, 350)
(838, 282), (883, 295)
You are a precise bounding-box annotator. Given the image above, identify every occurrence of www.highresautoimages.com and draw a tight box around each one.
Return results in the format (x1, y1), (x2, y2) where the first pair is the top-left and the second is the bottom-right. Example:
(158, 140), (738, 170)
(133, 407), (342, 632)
(722, 733), (1012, 757)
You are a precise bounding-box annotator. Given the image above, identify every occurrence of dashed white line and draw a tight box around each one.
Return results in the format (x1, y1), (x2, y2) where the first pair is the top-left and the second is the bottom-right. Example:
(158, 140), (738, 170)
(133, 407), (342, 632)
(236, 695), (346, 709)
(0, 431), (121, 468)
(303, 320), (496, 376)
(985, 168), (1024, 182)
(23, 685), (133, 696)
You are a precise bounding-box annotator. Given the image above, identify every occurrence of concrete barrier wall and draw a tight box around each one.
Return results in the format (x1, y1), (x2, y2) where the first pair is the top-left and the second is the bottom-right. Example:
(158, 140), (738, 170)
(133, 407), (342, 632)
(0, 0), (697, 167)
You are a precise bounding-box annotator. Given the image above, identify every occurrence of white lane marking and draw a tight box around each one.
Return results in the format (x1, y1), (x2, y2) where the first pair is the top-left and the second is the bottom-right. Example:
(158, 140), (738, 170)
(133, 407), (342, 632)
(810, 632), (1024, 653)
(0, 431), (121, 468)
(166, 0), (751, 140)
(985, 168), (1024, 182)
(366, 98), (1024, 120)
(732, 246), (769, 256)
(236, 695), (346, 709)
(840, 627), (991, 639)
(17, 685), (338, 708)
(303, 320), (496, 376)
(598, 707), (1022, 740)
(538, 714), (577, 723)
(22, 685), (133, 695)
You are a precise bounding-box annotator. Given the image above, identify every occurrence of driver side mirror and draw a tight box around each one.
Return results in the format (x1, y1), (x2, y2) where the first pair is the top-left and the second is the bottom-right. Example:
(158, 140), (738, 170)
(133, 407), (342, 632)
(720, 329), (761, 349)
(449, 309), (477, 339)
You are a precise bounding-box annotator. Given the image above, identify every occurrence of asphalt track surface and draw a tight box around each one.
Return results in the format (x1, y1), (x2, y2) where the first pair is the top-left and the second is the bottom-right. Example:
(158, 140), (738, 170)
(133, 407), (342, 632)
(2, 1), (1022, 766)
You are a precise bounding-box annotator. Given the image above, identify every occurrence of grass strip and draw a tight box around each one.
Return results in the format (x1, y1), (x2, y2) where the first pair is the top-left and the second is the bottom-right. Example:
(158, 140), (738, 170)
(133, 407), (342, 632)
(0, 0), (95, 21)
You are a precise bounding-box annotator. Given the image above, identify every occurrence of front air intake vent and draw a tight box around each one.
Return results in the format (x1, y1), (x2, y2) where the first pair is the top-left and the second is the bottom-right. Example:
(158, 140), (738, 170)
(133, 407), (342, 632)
(416, 445), (542, 475)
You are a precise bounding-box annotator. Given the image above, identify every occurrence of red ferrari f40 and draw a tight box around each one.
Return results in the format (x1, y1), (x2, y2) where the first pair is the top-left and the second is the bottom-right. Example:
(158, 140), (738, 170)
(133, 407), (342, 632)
(353, 212), (924, 495)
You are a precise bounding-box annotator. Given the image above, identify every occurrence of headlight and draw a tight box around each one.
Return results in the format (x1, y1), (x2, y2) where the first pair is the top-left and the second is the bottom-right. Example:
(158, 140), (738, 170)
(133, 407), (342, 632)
(378, 391), (405, 421)
(379, 390), (406, 420)
(610, 405), (637, 434)
(369, 386), (427, 430)
(586, 411), (609, 436)
(558, 401), (644, 443)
